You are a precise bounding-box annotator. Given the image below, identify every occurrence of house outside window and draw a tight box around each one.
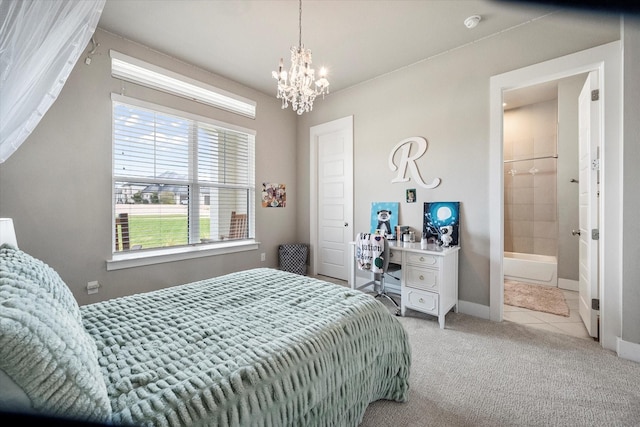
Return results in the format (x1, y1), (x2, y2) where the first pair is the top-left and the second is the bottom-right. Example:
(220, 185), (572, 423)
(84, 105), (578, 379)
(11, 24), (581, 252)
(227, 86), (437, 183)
(112, 95), (255, 254)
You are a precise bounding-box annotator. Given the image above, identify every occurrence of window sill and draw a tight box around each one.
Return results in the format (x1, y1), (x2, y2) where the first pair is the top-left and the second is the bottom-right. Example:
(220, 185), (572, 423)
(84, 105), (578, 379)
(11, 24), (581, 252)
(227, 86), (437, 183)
(107, 240), (260, 271)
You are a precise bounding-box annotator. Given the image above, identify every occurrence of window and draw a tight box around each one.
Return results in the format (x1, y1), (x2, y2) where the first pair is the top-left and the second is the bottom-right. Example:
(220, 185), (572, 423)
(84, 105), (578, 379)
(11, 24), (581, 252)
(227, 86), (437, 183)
(112, 94), (255, 257)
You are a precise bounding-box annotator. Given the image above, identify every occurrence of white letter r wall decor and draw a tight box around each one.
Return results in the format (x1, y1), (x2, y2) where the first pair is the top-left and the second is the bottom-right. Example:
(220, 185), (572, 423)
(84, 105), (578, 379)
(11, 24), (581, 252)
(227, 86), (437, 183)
(388, 136), (441, 189)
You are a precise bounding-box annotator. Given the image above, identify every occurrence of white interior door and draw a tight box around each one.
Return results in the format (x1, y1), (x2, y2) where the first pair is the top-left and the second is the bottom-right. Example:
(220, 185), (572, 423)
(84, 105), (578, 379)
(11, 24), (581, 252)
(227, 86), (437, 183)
(310, 117), (353, 280)
(578, 71), (600, 338)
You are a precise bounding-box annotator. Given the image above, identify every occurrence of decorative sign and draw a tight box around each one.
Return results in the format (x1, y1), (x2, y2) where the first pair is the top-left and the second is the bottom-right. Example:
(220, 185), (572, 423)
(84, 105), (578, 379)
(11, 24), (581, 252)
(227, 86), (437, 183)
(388, 136), (441, 189)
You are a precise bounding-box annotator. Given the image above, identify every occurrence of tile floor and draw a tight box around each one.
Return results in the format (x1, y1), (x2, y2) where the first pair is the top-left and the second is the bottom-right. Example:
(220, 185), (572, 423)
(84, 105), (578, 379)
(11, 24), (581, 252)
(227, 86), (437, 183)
(314, 275), (592, 341)
(503, 288), (593, 340)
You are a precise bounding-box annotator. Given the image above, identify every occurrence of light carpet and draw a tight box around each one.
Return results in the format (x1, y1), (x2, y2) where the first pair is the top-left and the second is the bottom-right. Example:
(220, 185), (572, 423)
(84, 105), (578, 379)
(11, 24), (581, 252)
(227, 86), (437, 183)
(359, 310), (640, 427)
(504, 280), (570, 317)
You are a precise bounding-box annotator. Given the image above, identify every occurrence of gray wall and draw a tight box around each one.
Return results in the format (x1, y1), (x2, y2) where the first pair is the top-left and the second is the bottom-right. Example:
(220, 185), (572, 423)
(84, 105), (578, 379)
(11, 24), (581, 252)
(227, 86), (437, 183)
(622, 18), (640, 344)
(295, 10), (620, 311)
(0, 29), (298, 305)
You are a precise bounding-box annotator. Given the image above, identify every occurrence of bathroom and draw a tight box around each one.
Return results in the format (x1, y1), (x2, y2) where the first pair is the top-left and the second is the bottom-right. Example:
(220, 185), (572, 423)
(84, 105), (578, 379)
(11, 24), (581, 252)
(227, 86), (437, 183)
(502, 74), (588, 298)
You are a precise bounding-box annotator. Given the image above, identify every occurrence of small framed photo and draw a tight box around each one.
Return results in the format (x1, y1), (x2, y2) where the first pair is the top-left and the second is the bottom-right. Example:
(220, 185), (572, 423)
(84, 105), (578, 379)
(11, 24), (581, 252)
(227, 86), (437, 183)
(406, 188), (416, 203)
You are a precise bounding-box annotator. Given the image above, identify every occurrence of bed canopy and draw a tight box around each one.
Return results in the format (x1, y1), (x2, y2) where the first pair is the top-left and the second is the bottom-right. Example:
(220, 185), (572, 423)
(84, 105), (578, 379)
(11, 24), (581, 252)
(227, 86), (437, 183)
(0, 0), (105, 163)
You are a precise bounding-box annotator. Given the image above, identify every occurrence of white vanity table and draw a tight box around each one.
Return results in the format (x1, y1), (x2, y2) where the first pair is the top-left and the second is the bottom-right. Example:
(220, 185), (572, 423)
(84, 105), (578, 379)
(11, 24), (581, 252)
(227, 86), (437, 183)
(349, 241), (460, 328)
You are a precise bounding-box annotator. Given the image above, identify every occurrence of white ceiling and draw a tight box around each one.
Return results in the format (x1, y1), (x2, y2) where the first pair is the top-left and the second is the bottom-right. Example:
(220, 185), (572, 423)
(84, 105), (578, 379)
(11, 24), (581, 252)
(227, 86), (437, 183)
(97, 0), (569, 96)
(503, 80), (560, 110)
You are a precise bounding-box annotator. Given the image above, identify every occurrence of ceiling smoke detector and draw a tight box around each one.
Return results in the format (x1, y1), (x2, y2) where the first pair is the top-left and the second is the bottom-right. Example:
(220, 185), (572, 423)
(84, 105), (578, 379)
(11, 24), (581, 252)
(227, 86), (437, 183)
(464, 15), (481, 29)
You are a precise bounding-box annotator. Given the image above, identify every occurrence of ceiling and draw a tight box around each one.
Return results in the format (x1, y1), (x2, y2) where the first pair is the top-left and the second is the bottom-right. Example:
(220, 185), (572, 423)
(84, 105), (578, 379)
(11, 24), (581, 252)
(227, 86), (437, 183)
(98, 0), (559, 95)
(503, 80), (560, 110)
(97, 0), (618, 102)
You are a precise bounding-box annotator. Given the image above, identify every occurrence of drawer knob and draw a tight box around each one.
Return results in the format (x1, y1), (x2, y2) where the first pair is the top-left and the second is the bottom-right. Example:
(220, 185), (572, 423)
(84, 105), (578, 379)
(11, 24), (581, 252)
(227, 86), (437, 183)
(419, 275), (424, 280)
(419, 256), (425, 261)
(419, 298), (424, 303)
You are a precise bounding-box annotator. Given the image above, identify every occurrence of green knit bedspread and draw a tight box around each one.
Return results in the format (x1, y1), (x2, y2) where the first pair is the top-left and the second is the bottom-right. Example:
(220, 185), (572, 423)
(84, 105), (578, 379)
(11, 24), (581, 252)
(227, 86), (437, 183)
(81, 268), (411, 426)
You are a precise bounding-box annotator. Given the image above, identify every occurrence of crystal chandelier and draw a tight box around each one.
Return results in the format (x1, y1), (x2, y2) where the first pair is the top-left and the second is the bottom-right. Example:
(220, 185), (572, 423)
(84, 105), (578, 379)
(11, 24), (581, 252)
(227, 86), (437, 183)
(272, 0), (329, 115)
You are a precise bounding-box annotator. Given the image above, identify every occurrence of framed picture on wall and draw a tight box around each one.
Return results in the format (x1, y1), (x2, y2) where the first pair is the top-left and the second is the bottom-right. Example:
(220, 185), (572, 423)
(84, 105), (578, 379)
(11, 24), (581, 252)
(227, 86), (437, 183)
(262, 183), (286, 207)
(423, 201), (460, 246)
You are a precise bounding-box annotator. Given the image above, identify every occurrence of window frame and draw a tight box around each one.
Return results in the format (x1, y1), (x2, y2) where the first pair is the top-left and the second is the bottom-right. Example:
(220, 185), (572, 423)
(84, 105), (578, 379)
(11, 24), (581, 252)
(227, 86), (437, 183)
(108, 94), (258, 271)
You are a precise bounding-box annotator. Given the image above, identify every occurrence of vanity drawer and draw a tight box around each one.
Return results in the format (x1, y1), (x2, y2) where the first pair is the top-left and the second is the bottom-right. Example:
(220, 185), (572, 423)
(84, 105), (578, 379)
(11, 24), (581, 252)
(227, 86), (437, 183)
(405, 266), (439, 291)
(389, 249), (402, 264)
(405, 252), (439, 268)
(404, 288), (439, 315)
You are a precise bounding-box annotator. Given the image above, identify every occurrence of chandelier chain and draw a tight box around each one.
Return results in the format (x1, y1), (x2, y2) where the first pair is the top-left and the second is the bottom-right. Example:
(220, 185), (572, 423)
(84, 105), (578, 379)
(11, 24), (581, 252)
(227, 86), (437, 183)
(271, 0), (329, 115)
(298, 0), (302, 48)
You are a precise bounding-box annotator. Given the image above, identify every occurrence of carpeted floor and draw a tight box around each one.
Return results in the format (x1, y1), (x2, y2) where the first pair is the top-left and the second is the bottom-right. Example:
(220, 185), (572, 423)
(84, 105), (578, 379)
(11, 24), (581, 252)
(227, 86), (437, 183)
(359, 310), (640, 427)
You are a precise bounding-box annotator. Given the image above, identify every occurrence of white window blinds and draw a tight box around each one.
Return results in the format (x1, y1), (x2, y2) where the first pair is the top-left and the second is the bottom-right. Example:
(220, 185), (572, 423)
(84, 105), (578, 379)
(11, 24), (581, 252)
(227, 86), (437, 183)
(112, 94), (255, 253)
(110, 50), (256, 119)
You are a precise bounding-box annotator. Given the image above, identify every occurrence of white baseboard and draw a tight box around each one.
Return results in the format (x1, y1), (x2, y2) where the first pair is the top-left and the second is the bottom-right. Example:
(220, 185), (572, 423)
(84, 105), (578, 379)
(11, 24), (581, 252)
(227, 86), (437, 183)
(558, 278), (579, 292)
(617, 337), (640, 364)
(458, 300), (490, 320)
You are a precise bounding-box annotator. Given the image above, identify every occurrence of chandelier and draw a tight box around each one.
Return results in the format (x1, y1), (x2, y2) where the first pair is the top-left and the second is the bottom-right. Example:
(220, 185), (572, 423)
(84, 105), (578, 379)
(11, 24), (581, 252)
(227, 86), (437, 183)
(272, 0), (329, 115)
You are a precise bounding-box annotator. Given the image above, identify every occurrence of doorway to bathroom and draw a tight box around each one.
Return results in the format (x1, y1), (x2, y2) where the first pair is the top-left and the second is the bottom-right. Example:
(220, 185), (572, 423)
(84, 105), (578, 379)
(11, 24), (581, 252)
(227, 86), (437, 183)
(489, 41), (623, 350)
(501, 75), (591, 339)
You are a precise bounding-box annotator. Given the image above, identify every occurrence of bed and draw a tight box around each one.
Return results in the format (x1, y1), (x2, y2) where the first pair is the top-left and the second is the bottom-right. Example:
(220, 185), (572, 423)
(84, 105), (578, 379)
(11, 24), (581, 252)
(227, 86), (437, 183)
(0, 244), (411, 426)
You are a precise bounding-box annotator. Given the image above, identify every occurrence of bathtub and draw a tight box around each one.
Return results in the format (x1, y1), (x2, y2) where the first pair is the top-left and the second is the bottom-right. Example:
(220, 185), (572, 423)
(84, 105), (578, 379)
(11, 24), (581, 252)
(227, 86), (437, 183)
(503, 251), (558, 287)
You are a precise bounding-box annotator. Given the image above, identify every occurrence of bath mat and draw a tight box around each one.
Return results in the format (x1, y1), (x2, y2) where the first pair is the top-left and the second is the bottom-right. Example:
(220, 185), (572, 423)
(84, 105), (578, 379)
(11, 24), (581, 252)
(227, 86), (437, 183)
(504, 281), (570, 317)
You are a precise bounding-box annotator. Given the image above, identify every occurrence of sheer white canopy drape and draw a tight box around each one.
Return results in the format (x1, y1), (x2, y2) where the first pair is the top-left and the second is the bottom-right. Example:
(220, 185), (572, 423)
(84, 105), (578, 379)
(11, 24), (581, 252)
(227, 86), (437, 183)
(0, 0), (105, 163)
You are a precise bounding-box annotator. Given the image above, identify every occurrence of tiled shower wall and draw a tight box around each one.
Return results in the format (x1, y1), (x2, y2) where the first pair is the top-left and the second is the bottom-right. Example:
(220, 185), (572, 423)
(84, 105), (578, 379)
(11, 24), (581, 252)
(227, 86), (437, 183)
(503, 100), (558, 257)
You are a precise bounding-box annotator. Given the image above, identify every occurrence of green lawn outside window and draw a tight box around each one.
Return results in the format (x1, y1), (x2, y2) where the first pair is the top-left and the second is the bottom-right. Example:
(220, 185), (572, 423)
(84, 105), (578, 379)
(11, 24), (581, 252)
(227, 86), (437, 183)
(125, 215), (211, 249)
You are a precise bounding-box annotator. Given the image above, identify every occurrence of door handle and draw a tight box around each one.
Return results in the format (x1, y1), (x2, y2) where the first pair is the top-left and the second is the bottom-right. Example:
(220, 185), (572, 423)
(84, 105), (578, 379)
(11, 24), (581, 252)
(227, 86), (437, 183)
(572, 229), (581, 236)
(344, 222), (348, 227)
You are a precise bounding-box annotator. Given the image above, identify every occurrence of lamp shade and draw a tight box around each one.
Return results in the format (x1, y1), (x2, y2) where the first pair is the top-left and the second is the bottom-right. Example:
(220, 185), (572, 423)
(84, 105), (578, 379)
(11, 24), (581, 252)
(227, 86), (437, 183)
(0, 218), (18, 247)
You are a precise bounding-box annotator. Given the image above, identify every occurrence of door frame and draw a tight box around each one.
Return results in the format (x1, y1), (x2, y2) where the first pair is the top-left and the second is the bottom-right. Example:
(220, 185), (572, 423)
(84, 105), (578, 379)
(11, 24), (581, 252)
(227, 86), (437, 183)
(309, 115), (354, 277)
(489, 41), (622, 351)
